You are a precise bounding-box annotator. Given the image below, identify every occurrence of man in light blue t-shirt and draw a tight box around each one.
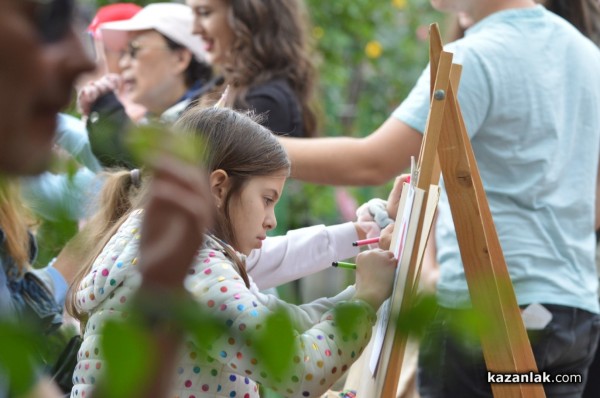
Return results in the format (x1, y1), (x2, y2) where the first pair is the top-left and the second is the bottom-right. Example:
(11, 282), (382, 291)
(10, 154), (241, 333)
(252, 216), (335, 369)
(280, 0), (600, 396)
(394, 4), (600, 397)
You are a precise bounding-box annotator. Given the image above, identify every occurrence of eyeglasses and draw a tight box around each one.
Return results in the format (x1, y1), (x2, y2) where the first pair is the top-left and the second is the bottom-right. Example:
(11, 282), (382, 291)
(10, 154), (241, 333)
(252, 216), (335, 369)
(123, 41), (171, 60)
(28, 0), (75, 43)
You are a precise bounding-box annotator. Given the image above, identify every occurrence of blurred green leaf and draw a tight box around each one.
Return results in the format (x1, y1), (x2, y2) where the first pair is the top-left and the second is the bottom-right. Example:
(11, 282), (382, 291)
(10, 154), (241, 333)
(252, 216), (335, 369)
(0, 321), (42, 395)
(38, 323), (80, 373)
(100, 320), (156, 398)
(33, 217), (78, 268)
(253, 309), (295, 379)
(395, 293), (438, 337)
(334, 301), (368, 336)
(448, 305), (494, 344)
(393, 293), (494, 342)
(126, 124), (207, 166)
(175, 300), (226, 350)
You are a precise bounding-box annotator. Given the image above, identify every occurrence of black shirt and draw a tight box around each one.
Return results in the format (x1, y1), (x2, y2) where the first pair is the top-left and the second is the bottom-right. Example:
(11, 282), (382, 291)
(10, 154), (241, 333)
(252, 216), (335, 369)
(245, 78), (305, 138)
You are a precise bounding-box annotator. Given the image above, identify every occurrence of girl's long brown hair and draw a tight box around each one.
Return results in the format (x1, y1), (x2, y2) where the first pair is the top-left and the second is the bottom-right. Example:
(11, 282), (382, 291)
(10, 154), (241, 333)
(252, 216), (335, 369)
(218, 0), (318, 137)
(175, 107), (290, 285)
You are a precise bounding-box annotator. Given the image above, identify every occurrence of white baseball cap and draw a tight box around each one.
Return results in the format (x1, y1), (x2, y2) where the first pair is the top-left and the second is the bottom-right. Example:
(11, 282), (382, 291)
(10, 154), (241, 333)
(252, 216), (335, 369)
(100, 3), (207, 63)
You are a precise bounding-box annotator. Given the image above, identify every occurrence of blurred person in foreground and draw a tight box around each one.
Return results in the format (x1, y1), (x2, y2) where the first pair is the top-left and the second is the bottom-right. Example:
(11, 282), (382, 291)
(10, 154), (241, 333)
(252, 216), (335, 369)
(0, 1), (212, 398)
(0, 0), (93, 396)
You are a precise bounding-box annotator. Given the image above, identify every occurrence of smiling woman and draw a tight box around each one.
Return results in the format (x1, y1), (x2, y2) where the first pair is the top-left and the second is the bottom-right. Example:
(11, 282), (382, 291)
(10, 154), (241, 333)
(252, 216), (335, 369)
(188, 0), (317, 138)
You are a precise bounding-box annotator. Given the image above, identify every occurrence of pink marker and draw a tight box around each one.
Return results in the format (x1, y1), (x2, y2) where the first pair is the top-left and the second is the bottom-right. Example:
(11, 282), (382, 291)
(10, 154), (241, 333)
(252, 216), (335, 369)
(352, 237), (381, 247)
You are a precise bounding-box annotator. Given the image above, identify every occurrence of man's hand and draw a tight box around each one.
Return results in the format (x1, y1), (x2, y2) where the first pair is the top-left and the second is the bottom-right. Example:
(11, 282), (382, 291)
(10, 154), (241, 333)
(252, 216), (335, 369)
(138, 156), (214, 289)
(386, 174), (411, 220)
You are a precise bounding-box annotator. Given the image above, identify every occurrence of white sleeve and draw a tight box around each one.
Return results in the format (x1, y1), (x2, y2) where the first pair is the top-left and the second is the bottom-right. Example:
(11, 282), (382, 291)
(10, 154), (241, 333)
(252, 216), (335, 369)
(246, 222), (360, 290)
(249, 280), (356, 329)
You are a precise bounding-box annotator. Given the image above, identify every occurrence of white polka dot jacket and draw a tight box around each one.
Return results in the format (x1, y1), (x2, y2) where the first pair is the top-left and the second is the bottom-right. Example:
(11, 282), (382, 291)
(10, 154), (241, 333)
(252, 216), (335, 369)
(70, 210), (377, 398)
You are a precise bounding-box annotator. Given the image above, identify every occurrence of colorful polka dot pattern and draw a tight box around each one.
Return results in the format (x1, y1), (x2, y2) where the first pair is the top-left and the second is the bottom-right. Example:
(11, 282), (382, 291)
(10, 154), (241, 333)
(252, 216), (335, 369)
(72, 211), (145, 398)
(71, 211), (377, 398)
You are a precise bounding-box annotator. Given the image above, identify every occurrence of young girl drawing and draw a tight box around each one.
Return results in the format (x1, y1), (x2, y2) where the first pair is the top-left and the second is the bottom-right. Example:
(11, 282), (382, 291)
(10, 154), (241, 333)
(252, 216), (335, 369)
(68, 107), (396, 398)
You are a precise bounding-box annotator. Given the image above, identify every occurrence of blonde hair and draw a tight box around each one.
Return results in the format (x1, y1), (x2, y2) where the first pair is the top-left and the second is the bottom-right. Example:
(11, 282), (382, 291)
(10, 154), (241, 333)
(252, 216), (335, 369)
(0, 180), (35, 274)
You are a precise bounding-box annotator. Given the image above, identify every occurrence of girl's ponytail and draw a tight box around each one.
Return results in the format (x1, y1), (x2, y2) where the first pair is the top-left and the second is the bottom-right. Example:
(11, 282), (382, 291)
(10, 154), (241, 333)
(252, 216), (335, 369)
(92, 169), (142, 230)
(66, 169), (147, 323)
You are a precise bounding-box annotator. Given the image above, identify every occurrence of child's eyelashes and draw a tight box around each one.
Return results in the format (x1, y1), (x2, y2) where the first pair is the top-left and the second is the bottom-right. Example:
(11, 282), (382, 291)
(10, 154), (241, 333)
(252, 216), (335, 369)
(264, 197), (274, 206)
(193, 7), (211, 17)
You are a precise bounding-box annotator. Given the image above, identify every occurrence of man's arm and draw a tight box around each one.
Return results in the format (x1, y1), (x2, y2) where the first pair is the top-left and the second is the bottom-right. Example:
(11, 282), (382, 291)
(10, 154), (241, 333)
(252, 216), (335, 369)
(279, 116), (423, 186)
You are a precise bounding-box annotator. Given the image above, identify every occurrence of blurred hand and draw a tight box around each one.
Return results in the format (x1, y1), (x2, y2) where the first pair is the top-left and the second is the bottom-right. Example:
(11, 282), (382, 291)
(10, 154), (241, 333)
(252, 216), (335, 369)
(378, 223), (395, 251)
(386, 174), (411, 220)
(356, 198), (393, 231)
(355, 200), (371, 223)
(353, 249), (397, 310)
(354, 220), (381, 246)
(77, 73), (122, 116)
(138, 156), (214, 290)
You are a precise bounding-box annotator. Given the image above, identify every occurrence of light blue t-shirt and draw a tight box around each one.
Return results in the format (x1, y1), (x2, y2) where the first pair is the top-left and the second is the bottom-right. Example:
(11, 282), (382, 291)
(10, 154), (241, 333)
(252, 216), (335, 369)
(393, 6), (600, 313)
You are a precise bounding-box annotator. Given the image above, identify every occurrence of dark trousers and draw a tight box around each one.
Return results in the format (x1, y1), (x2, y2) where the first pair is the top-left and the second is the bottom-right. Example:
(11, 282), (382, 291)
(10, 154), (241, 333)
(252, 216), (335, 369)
(418, 305), (600, 398)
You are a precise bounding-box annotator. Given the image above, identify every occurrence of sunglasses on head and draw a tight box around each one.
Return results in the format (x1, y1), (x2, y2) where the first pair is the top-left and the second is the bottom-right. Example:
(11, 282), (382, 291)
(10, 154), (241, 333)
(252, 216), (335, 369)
(28, 0), (75, 43)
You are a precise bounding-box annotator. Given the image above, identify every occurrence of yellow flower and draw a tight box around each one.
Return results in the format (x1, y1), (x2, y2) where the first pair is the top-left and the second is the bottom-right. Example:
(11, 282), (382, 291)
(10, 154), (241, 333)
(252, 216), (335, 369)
(392, 0), (407, 9)
(312, 26), (324, 39)
(365, 40), (383, 59)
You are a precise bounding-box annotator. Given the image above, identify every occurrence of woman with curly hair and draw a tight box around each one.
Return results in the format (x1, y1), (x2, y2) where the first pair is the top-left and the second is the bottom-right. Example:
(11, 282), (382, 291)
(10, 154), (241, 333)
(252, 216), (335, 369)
(188, 0), (318, 138)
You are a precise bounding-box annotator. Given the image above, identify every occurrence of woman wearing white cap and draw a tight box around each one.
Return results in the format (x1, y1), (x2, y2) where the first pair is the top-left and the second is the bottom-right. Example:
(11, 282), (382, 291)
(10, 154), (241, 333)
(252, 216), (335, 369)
(79, 3), (217, 169)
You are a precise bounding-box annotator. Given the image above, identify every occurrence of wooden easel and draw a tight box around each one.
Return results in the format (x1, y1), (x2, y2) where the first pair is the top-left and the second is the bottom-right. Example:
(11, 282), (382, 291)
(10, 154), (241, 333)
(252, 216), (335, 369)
(353, 24), (546, 398)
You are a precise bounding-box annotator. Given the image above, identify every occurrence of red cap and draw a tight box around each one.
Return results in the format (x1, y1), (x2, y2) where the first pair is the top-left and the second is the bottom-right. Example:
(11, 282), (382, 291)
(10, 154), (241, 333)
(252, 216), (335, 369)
(87, 3), (143, 38)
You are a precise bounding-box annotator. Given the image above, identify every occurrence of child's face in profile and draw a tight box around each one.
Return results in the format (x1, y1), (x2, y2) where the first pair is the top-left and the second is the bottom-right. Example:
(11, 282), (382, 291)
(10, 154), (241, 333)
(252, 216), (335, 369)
(229, 173), (287, 255)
